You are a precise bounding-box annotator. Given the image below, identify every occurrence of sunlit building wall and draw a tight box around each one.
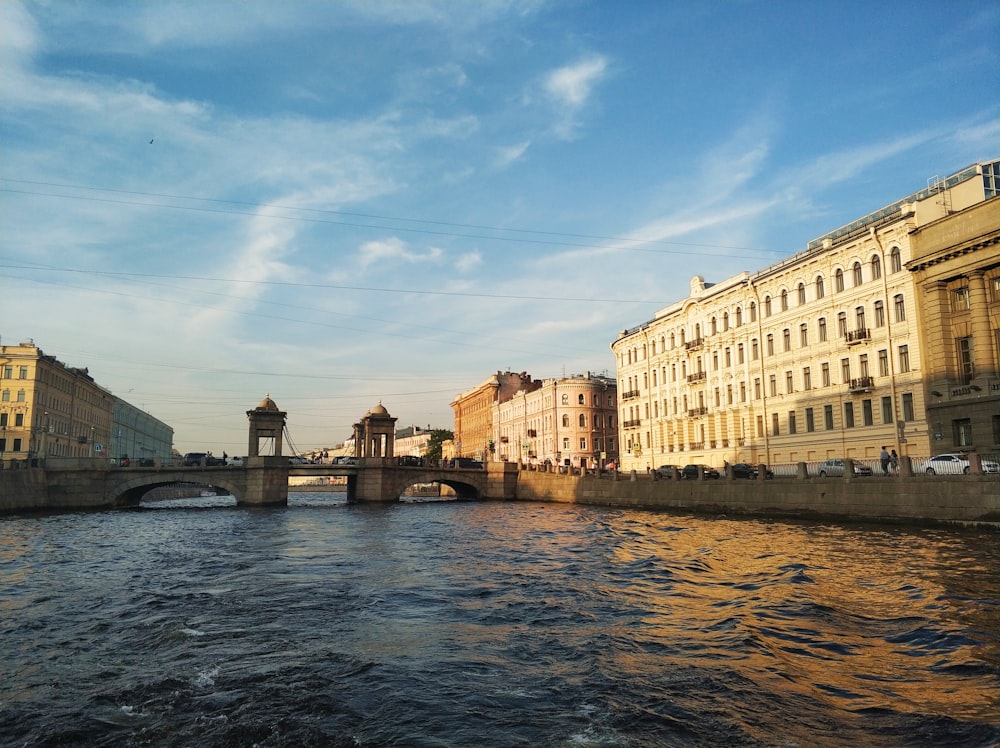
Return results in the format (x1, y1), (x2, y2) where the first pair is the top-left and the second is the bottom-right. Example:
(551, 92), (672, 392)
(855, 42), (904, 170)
(611, 160), (1000, 472)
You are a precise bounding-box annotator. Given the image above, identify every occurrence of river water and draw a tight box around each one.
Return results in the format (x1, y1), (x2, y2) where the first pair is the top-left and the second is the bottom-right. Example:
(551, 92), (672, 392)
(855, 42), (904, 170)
(1, 493), (998, 747)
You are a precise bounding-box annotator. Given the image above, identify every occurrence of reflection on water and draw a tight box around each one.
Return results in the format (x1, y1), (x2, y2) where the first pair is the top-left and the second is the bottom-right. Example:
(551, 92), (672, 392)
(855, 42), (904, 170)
(1, 495), (998, 747)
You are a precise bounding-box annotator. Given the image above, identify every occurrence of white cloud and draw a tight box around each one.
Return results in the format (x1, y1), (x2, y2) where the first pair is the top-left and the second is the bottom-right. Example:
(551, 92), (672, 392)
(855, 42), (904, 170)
(358, 237), (444, 268)
(455, 250), (483, 273)
(545, 56), (608, 107)
(495, 140), (531, 167)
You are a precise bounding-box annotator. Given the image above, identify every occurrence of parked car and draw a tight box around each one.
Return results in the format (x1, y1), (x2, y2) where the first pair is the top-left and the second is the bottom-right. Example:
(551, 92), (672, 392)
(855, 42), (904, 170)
(182, 452), (226, 467)
(226, 456), (244, 467)
(288, 455), (313, 465)
(729, 462), (773, 479)
(681, 464), (720, 480)
(398, 456), (425, 467)
(654, 464), (680, 478)
(921, 453), (1000, 475)
(815, 458), (873, 477)
(333, 456), (359, 465)
(449, 457), (484, 469)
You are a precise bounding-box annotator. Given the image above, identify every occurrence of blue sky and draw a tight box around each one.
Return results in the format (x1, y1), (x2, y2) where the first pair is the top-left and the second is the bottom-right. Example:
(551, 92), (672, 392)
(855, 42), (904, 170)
(2, 0), (998, 455)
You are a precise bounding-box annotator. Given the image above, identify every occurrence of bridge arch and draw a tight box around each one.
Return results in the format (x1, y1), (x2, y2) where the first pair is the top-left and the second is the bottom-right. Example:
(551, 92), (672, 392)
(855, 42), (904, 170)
(107, 471), (244, 507)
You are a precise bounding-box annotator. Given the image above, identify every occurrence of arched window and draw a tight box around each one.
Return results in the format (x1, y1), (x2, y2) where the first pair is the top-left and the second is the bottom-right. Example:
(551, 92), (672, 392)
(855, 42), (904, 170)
(781, 289), (789, 311)
(890, 247), (902, 273)
(723, 311), (730, 330)
(670, 332), (675, 349)
(764, 296), (772, 317)
(735, 307), (743, 326)
(680, 329), (686, 344)
(855, 306), (866, 329)
(818, 317), (827, 341)
(766, 334), (774, 356)
(579, 413), (586, 428)
(562, 414), (570, 427)
(695, 323), (701, 339)
(749, 301), (757, 322)
(837, 311), (848, 337)
(894, 294), (906, 321)
(561, 394), (569, 405)
(798, 283), (806, 305)
(711, 317), (717, 335)
(782, 328), (791, 351)
(578, 394), (585, 404)
(871, 254), (882, 280)
(816, 275), (825, 299)
(835, 268), (845, 292)
(800, 323), (808, 347)
(853, 261), (863, 286)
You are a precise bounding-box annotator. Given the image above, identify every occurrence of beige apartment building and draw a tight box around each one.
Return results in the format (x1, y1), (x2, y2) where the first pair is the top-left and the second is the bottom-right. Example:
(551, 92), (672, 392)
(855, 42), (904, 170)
(451, 371), (540, 460)
(908, 196), (1000, 450)
(0, 341), (173, 464)
(611, 160), (1000, 473)
(492, 372), (618, 468)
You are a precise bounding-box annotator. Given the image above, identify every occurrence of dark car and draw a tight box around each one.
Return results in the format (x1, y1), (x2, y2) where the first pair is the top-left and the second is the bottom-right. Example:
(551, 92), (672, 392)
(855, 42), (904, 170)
(729, 463), (774, 479)
(183, 452), (225, 467)
(449, 457), (484, 469)
(654, 465), (679, 478)
(398, 455), (424, 467)
(681, 464), (720, 480)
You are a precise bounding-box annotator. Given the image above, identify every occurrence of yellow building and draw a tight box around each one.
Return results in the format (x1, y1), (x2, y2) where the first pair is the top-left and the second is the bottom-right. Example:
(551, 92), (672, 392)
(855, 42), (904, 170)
(611, 160), (1000, 472)
(0, 341), (173, 465)
(908, 196), (1000, 452)
(451, 371), (540, 460)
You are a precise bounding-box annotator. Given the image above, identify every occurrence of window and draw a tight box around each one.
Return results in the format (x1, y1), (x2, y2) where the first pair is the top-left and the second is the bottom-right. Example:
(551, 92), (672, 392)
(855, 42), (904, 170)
(953, 287), (971, 312)
(579, 414), (587, 428)
(992, 277), (1000, 303)
(725, 348), (731, 367)
(714, 388), (720, 407)
(844, 402), (855, 428)
(0, 390), (7, 402)
(878, 349), (889, 377)
(953, 419), (973, 448)
(1, 366), (10, 379)
(562, 414), (570, 427)
(711, 317), (718, 335)
(723, 311), (730, 331)
(561, 394), (569, 405)
(859, 354), (869, 377)
(752, 338), (759, 360)
(803, 367), (811, 389)
(902, 392), (914, 421)
(841, 358), (851, 383)
(769, 375), (777, 396)
(740, 382), (746, 402)
(862, 399), (873, 426)
(800, 323), (808, 347)
(563, 438), (570, 450)
(754, 378), (761, 399)
(894, 294), (906, 322)
(874, 300), (885, 327)
(957, 337), (974, 384)
(766, 334), (774, 356)
(838, 312), (848, 337)
(816, 275), (825, 299)
(772, 413), (779, 436)
(749, 301), (757, 322)
(898, 345), (910, 373)
(757, 415), (764, 437)
(765, 296), (772, 317)
(736, 307), (743, 326)
(785, 370), (794, 393)
(580, 437), (588, 450)
(871, 254), (882, 280)
(890, 247), (902, 273)
(881, 396), (892, 424)
(18, 366), (28, 379)
(824, 404), (834, 430)
(16, 390), (25, 402)
(853, 262), (863, 286)
(805, 408), (815, 432)
(578, 394), (585, 404)
(738, 343), (744, 364)
(993, 414), (1000, 444)
(822, 362), (830, 387)
(727, 384), (733, 405)
(789, 411), (797, 434)
(855, 306), (866, 329)
(818, 318), (827, 342)
(835, 268), (845, 292)
(798, 283), (806, 305)
(783, 329), (791, 351)
(781, 290), (788, 311)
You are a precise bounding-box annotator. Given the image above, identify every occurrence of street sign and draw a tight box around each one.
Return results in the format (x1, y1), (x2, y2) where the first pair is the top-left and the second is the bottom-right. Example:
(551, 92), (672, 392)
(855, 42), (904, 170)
(94, 443), (103, 452)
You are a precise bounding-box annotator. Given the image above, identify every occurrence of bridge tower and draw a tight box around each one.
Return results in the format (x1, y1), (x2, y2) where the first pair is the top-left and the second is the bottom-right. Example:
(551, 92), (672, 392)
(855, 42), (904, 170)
(353, 402), (397, 459)
(247, 394), (287, 457)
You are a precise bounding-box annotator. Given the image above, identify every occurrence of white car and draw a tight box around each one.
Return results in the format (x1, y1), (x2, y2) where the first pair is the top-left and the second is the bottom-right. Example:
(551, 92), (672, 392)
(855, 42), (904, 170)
(921, 453), (1000, 475)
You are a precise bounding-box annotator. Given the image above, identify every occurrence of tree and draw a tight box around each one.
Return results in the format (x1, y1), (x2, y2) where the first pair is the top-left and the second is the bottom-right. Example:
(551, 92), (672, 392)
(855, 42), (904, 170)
(423, 429), (453, 462)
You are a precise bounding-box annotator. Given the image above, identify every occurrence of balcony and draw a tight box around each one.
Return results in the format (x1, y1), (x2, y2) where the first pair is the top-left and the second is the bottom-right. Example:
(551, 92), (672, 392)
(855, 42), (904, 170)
(686, 371), (706, 384)
(684, 338), (704, 351)
(849, 376), (874, 393)
(845, 328), (871, 345)
(687, 406), (708, 417)
(623, 419), (642, 428)
(620, 389), (640, 400)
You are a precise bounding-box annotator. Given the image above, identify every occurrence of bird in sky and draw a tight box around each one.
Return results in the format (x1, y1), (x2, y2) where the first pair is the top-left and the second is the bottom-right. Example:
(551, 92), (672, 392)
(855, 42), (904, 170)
(149, 138), (154, 144)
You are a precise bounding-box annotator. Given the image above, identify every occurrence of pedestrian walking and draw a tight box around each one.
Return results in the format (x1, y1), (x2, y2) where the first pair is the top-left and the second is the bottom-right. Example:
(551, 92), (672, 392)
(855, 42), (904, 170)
(879, 446), (890, 476)
(890, 449), (899, 473)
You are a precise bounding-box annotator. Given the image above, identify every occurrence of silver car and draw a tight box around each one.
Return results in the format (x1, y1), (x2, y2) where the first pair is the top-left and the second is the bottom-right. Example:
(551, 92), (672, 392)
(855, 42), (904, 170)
(921, 453), (1000, 475)
(815, 459), (873, 477)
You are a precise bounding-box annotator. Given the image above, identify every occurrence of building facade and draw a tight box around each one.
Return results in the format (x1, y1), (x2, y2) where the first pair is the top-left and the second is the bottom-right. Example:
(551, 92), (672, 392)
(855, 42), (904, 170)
(611, 160), (1000, 472)
(0, 341), (173, 464)
(492, 372), (618, 468)
(451, 371), (540, 460)
(908, 196), (1000, 452)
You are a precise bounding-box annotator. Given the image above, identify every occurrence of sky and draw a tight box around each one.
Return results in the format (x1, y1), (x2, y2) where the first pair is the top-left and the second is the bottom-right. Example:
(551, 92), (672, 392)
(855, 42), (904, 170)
(1, 0), (998, 456)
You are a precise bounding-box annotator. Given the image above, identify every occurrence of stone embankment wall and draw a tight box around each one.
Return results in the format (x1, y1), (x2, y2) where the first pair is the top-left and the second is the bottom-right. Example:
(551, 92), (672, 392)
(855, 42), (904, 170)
(513, 468), (1000, 527)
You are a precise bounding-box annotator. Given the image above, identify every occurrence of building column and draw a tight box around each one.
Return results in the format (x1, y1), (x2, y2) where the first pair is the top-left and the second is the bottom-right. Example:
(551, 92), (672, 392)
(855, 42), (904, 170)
(968, 270), (995, 378)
